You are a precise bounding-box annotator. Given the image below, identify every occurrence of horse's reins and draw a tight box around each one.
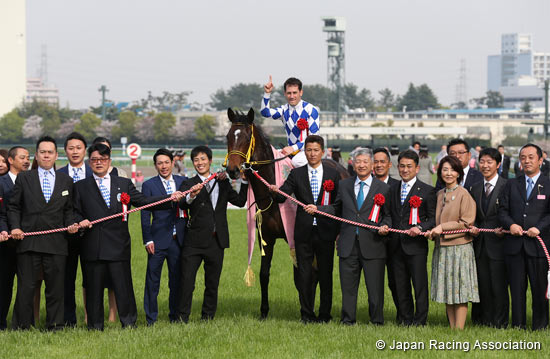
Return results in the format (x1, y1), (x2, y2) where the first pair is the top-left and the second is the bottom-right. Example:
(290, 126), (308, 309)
(222, 123), (295, 170)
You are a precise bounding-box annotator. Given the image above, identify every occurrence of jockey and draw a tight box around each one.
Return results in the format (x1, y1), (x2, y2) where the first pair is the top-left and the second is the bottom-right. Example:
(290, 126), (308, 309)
(261, 76), (320, 167)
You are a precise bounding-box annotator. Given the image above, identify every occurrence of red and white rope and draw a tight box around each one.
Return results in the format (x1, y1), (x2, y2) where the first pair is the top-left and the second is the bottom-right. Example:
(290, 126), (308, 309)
(252, 170), (550, 299)
(7, 173), (217, 238)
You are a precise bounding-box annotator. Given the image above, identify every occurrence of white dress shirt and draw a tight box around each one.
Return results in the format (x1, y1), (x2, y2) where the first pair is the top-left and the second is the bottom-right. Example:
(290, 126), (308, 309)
(461, 166), (470, 186)
(93, 173), (111, 194)
(354, 175), (373, 203)
(187, 174), (219, 208)
(8, 171), (17, 185)
(38, 167), (56, 194)
(68, 163), (86, 181)
(400, 176), (417, 199)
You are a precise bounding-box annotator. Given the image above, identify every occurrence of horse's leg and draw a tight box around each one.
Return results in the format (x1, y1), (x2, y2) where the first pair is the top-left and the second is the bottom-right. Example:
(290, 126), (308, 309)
(259, 236), (275, 319)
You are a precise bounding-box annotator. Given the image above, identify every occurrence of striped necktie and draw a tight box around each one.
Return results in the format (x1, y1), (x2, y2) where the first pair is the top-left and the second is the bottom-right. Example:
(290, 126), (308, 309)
(99, 178), (110, 208)
(164, 179), (177, 235)
(43, 170), (52, 203)
(401, 182), (408, 205)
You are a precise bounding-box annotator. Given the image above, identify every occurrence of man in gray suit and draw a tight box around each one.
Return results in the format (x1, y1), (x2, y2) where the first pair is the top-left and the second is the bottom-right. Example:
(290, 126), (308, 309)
(306, 148), (392, 325)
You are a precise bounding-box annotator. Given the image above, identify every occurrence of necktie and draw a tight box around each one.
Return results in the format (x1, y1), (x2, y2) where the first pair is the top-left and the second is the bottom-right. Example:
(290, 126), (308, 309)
(72, 168), (81, 183)
(401, 182), (408, 205)
(357, 181), (365, 210)
(165, 180), (177, 235)
(485, 182), (493, 197)
(99, 178), (110, 208)
(311, 169), (319, 202)
(42, 170), (52, 203)
(526, 177), (534, 198)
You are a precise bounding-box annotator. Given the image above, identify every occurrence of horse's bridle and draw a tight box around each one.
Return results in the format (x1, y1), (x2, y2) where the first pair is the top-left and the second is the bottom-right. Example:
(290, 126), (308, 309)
(223, 123), (287, 170)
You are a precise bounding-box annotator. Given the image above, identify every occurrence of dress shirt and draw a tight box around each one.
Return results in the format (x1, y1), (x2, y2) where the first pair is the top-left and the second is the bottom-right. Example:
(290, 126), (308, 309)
(483, 174), (499, 194)
(400, 176), (417, 199)
(307, 163), (323, 191)
(8, 171), (17, 185)
(525, 172), (541, 193)
(186, 174), (219, 208)
(461, 166), (470, 186)
(38, 166), (56, 194)
(354, 175), (373, 204)
(68, 163), (86, 181)
(93, 173), (111, 194)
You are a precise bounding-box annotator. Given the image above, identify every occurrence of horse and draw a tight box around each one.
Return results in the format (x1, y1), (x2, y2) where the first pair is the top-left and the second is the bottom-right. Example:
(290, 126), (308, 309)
(224, 107), (349, 319)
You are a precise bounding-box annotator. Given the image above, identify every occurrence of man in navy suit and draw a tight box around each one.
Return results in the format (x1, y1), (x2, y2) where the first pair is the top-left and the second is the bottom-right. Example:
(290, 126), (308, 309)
(57, 132), (93, 326)
(141, 148), (187, 325)
(0, 146), (30, 330)
(435, 139), (483, 191)
(499, 143), (550, 330)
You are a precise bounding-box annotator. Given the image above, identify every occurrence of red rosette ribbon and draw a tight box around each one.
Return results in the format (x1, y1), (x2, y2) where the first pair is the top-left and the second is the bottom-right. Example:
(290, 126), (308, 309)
(408, 195), (422, 225)
(321, 180), (334, 205)
(296, 118), (309, 141)
(120, 192), (130, 222)
(177, 205), (187, 219)
(369, 193), (386, 223)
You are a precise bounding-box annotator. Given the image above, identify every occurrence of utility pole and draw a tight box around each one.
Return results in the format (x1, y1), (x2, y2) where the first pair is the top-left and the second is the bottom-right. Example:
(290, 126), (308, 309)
(98, 85), (108, 120)
(545, 79), (549, 141)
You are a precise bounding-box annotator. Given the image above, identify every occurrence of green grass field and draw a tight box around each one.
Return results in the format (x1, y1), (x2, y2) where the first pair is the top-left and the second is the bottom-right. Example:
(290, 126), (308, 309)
(0, 210), (548, 358)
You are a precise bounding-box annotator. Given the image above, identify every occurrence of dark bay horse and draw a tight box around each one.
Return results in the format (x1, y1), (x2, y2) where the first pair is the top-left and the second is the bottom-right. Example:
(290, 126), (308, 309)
(225, 107), (348, 319)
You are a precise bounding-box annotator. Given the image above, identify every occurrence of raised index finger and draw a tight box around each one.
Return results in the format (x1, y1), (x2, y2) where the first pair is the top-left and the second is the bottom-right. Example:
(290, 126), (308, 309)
(269, 75), (272, 84)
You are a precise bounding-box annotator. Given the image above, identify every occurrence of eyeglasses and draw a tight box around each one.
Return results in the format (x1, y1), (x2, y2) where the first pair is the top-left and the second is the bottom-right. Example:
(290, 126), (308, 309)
(448, 151), (469, 156)
(89, 157), (110, 164)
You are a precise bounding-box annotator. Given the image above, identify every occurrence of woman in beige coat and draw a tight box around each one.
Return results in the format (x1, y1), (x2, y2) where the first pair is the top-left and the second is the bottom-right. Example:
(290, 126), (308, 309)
(426, 155), (479, 329)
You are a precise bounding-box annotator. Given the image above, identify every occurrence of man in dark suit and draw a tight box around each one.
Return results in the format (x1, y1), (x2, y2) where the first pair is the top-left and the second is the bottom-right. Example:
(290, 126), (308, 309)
(75, 143), (182, 330)
(309, 147), (391, 325)
(497, 145), (511, 179)
(499, 143), (550, 330)
(176, 146), (248, 323)
(470, 148), (509, 328)
(270, 135), (340, 323)
(0, 146), (30, 330)
(372, 147), (400, 321)
(436, 139), (483, 191)
(57, 132), (93, 326)
(387, 150), (436, 326)
(9, 136), (79, 330)
(141, 148), (187, 325)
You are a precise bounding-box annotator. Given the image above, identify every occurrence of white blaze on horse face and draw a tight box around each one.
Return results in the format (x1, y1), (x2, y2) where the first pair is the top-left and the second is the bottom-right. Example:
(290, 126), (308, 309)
(234, 129), (241, 144)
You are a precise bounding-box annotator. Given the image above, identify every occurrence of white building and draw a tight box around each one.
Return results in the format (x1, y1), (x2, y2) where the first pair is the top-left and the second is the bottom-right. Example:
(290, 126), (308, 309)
(488, 33), (550, 90)
(26, 78), (60, 106)
(0, 1), (26, 117)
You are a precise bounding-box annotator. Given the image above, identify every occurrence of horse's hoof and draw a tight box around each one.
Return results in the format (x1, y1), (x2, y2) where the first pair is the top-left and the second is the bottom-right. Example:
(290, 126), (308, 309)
(260, 312), (268, 320)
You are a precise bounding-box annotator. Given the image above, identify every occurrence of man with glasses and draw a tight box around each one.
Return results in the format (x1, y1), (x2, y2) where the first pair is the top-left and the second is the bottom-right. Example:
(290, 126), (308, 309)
(435, 139), (483, 191)
(74, 143), (183, 330)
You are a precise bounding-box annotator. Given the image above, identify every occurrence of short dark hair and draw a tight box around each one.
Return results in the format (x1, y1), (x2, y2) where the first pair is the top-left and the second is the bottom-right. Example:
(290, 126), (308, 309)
(153, 148), (174, 163)
(479, 148), (501, 164)
(390, 145), (399, 156)
(8, 146), (27, 159)
(87, 143), (111, 158)
(519, 143), (543, 159)
(283, 77), (302, 91)
(437, 155), (464, 185)
(413, 141), (421, 147)
(373, 147), (390, 160)
(398, 149), (419, 165)
(497, 144), (504, 149)
(447, 138), (470, 152)
(304, 135), (324, 150)
(92, 136), (112, 149)
(64, 132), (87, 149)
(190, 145), (212, 161)
(36, 136), (57, 151)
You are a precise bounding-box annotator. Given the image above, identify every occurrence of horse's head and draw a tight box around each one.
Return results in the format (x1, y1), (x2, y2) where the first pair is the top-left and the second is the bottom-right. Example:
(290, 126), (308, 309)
(225, 107), (255, 179)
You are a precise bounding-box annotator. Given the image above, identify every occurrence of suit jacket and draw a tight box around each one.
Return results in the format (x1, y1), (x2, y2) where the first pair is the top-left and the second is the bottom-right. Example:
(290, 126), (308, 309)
(319, 175), (391, 259)
(57, 163), (93, 180)
(8, 169), (74, 255)
(499, 174), (550, 257)
(0, 184), (7, 233)
(436, 167), (483, 192)
(386, 176), (400, 187)
(74, 175), (170, 261)
(0, 175), (15, 230)
(274, 164), (340, 242)
(471, 176), (507, 260)
(541, 160), (550, 177)
(388, 178), (436, 256)
(500, 155), (511, 179)
(178, 175), (247, 249)
(141, 175), (187, 249)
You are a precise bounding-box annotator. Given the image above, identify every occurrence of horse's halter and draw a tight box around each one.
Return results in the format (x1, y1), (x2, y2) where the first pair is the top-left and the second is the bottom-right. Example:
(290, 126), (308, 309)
(223, 123), (274, 170)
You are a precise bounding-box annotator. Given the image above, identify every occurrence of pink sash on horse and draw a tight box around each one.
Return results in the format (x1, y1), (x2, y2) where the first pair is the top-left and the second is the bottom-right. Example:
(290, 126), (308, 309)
(245, 147), (297, 284)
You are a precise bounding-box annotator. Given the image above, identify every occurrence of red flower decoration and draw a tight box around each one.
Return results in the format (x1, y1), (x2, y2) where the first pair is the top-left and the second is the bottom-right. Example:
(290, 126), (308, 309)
(296, 118), (308, 131)
(323, 180), (335, 192)
(409, 195), (422, 208)
(120, 192), (130, 205)
(374, 193), (385, 206)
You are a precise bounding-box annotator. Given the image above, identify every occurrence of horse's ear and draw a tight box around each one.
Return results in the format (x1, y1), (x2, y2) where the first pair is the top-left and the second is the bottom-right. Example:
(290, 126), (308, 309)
(247, 108), (255, 123)
(227, 108), (236, 122)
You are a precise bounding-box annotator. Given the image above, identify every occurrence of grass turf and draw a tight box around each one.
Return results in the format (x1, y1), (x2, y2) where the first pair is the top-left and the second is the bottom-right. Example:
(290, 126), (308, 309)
(0, 210), (547, 358)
